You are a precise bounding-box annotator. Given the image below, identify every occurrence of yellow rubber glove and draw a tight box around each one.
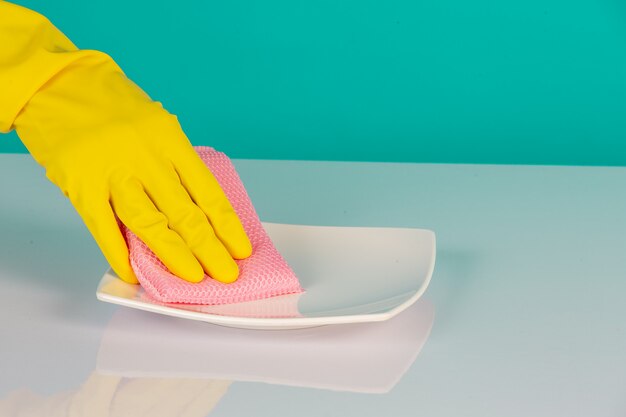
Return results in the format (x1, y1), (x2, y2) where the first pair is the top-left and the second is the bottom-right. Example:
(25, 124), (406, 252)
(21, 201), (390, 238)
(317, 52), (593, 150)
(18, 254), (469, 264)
(0, 2), (252, 284)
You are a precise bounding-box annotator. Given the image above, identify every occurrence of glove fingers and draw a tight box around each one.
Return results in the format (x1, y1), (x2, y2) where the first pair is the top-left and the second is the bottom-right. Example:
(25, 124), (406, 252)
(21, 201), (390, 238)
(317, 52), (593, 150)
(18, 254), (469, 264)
(110, 178), (205, 283)
(143, 171), (240, 284)
(77, 197), (138, 284)
(173, 150), (252, 260)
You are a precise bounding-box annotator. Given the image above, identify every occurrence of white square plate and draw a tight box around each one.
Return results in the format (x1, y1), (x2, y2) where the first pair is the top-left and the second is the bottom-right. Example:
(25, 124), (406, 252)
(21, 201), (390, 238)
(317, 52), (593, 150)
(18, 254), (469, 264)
(96, 223), (436, 329)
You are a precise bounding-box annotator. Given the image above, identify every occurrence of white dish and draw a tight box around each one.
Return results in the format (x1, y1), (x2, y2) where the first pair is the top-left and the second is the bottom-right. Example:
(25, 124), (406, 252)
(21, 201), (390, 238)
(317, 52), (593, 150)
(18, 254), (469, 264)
(96, 223), (436, 330)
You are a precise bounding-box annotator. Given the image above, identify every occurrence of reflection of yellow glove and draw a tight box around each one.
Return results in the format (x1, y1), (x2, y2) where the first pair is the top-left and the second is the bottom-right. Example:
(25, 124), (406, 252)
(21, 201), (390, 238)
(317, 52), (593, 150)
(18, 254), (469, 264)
(0, 2), (252, 283)
(0, 373), (231, 417)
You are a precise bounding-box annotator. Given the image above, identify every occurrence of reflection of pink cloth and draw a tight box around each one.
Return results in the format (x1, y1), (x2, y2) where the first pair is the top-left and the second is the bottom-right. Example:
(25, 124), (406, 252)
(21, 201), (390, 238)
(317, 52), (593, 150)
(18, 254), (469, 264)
(123, 147), (303, 305)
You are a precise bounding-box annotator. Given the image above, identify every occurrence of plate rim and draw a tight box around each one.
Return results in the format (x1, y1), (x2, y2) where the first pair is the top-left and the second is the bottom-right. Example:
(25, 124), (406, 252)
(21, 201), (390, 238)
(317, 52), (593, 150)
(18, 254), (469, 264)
(96, 224), (436, 329)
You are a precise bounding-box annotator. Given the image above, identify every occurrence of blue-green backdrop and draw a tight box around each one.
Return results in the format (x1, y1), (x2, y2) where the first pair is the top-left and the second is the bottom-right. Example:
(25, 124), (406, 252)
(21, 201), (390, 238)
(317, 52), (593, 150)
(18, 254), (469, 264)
(2, 0), (626, 165)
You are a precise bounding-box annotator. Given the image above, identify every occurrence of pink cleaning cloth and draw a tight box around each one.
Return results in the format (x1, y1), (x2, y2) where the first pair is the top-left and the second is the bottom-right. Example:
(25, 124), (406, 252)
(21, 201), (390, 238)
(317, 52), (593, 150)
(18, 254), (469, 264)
(141, 292), (304, 318)
(122, 146), (303, 305)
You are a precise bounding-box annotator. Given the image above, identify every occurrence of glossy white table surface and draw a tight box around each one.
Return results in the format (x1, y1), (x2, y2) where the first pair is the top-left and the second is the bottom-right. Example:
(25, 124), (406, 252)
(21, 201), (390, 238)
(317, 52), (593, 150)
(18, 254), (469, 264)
(1, 154), (625, 416)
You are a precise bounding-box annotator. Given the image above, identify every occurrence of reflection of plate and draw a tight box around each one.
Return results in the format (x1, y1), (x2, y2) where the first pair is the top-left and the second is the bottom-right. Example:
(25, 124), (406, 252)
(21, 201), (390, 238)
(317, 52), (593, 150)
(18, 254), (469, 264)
(96, 223), (436, 330)
(97, 299), (435, 393)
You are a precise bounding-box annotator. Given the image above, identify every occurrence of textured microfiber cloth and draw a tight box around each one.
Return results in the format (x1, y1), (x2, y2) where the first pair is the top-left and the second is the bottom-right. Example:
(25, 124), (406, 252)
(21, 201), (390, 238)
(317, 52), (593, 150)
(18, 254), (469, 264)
(122, 147), (303, 305)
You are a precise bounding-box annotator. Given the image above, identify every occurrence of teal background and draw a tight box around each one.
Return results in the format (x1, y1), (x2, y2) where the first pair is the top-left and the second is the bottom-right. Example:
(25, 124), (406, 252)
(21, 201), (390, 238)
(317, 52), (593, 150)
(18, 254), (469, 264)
(2, 0), (626, 165)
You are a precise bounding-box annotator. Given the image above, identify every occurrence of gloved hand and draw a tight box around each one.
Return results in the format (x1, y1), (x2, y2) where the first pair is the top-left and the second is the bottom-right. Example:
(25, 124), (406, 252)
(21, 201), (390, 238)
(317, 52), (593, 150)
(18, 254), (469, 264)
(0, 2), (252, 284)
